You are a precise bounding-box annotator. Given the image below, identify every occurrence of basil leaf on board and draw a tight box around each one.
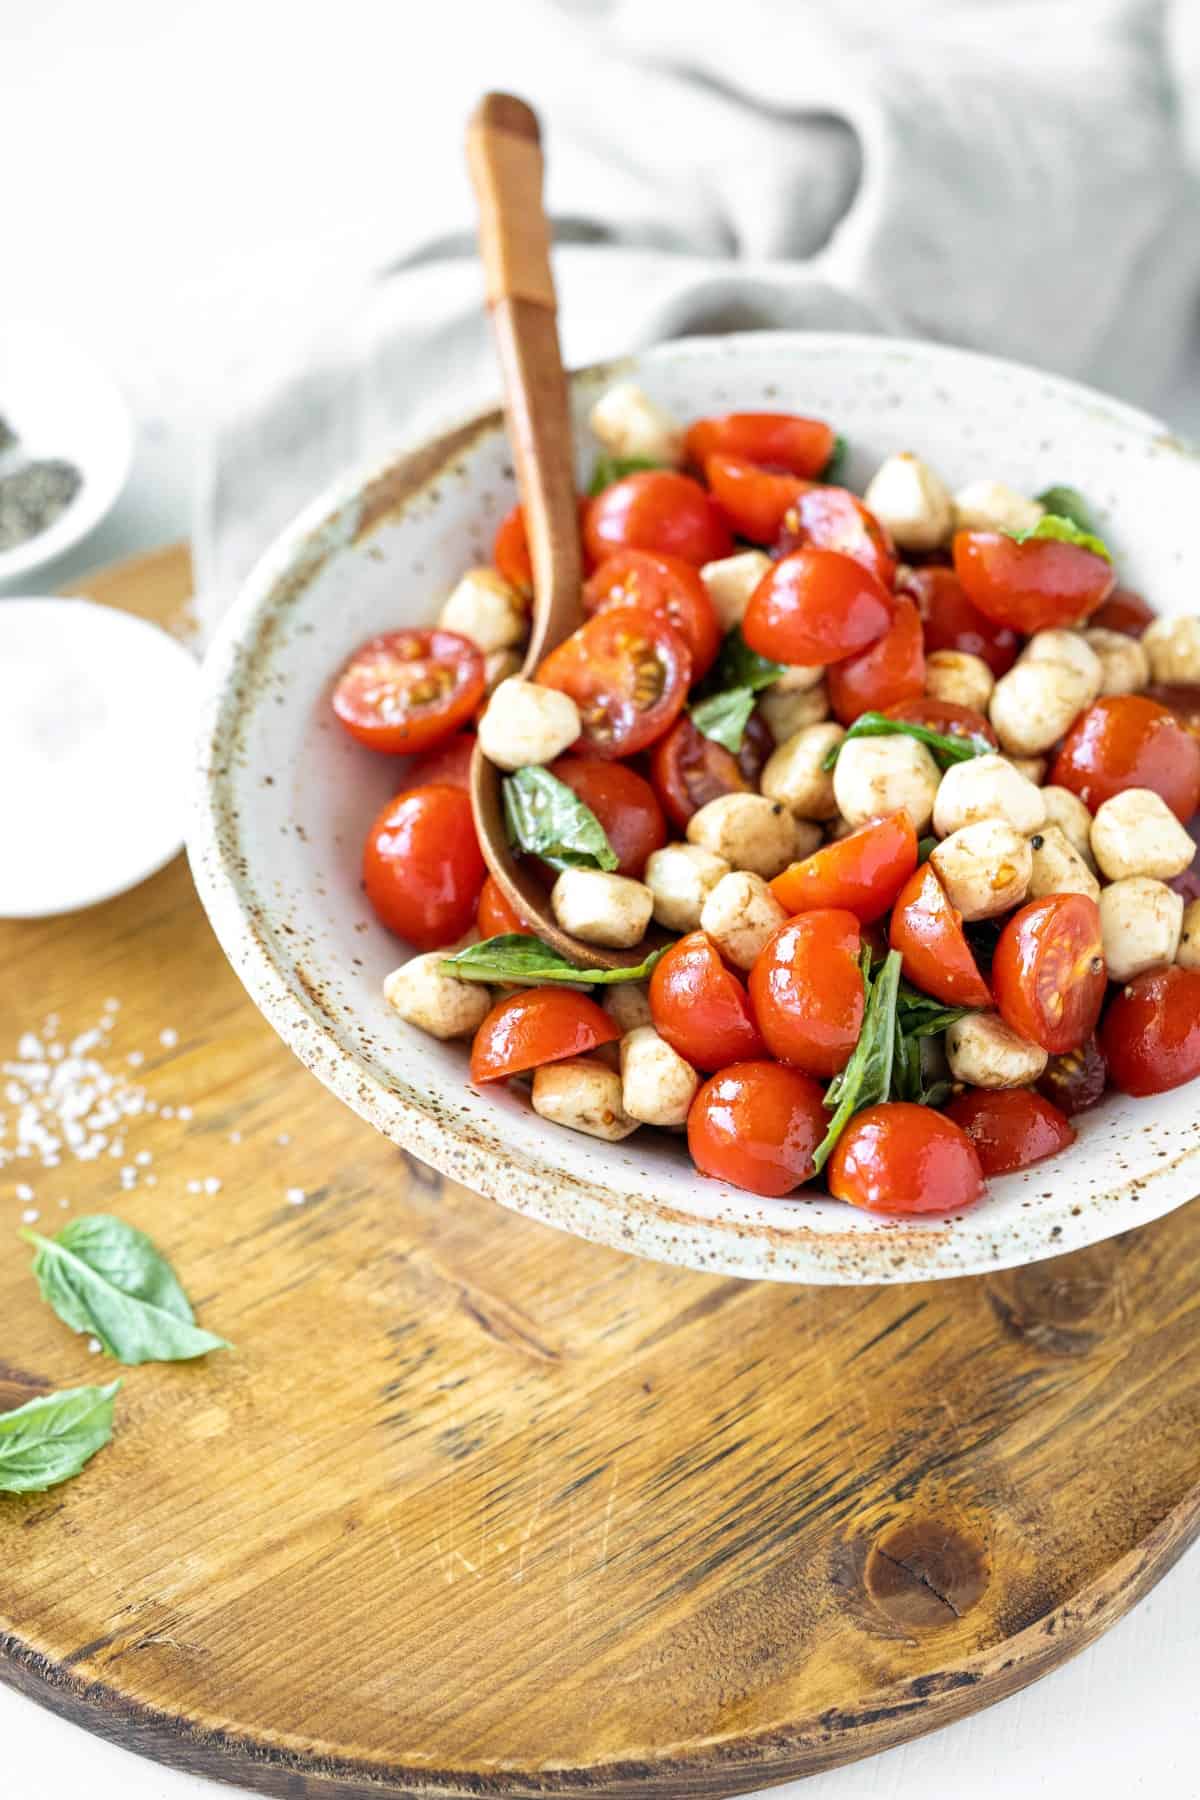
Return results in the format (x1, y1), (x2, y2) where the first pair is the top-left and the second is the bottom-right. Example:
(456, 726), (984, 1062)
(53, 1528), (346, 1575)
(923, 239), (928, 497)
(20, 1216), (229, 1365)
(442, 933), (665, 987)
(1034, 485), (1097, 535)
(0, 1381), (120, 1494)
(1009, 513), (1112, 563)
(821, 434), (849, 484)
(812, 949), (901, 1174)
(706, 629), (785, 698)
(502, 767), (619, 873)
(689, 686), (758, 753)
(588, 454), (663, 496)
(822, 712), (991, 773)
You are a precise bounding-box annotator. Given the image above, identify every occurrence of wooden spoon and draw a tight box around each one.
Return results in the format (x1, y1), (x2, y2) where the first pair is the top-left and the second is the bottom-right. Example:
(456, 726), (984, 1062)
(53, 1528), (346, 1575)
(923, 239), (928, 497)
(466, 92), (653, 972)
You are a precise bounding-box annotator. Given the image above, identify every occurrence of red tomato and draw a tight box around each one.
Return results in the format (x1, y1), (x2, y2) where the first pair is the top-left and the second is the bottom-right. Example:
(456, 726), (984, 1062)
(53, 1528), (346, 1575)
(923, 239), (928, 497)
(584, 471), (732, 568)
(687, 1061), (827, 1197)
(538, 606), (692, 759)
(649, 932), (764, 1071)
(402, 730), (476, 791)
(684, 412), (835, 478)
(1090, 586), (1155, 637)
(703, 454), (807, 544)
(1100, 965), (1200, 1096)
(332, 630), (484, 754)
(493, 500), (588, 594)
(743, 547), (892, 667)
(477, 876), (533, 937)
(881, 696), (999, 749)
(888, 863), (992, 1009)
(776, 486), (896, 587)
(363, 783), (486, 949)
(648, 712), (772, 831)
(583, 549), (720, 678)
(1051, 696), (1200, 823)
(944, 1088), (1076, 1176)
(1036, 1035), (1109, 1116)
(469, 988), (620, 1084)
(770, 812), (918, 923)
(953, 530), (1115, 634)
(748, 911), (864, 1079)
(827, 597), (926, 725)
(548, 756), (667, 879)
(992, 894), (1106, 1055)
(828, 1103), (985, 1216)
(900, 564), (1018, 676)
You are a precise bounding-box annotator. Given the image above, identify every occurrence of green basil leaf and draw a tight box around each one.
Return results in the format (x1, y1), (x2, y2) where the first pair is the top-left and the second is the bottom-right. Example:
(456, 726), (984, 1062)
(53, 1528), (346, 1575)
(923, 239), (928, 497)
(821, 433), (848, 484)
(690, 686), (757, 753)
(1034, 485), (1097, 535)
(0, 1381), (120, 1493)
(1009, 513), (1112, 563)
(893, 1014), (924, 1103)
(442, 933), (665, 987)
(896, 981), (974, 1039)
(812, 949), (902, 1174)
(20, 1216), (229, 1365)
(917, 835), (937, 864)
(822, 712), (991, 772)
(502, 767), (619, 873)
(588, 454), (663, 496)
(703, 628), (785, 699)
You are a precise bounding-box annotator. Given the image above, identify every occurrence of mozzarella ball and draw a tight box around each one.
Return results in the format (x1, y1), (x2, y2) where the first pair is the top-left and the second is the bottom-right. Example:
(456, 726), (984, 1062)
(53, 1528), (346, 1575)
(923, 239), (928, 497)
(686, 793), (808, 878)
(439, 567), (528, 652)
(602, 982), (653, 1034)
(774, 660), (827, 694)
(700, 550), (772, 634)
(761, 681), (830, 742)
(699, 871), (788, 970)
(1142, 614), (1200, 684)
(1177, 898), (1200, 970)
(1099, 878), (1183, 982)
(619, 1025), (699, 1127)
(946, 1011), (1048, 1088)
(477, 678), (581, 770)
(644, 844), (730, 931)
(550, 869), (653, 948)
(1021, 629), (1103, 701)
(382, 955), (491, 1041)
(933, 752), (1046, 838)
(588, 379), (684, 466)
(1082, 627), (1150, 696)
(760, 723), (844, 820)
(832, 735), (940, 832)
(483, 647), (521, 693)
(953, 480), (1044, 535)
(531, 1058), (640, 1141)
(1027, 824), (1101, 902)
(1091, 788), (1196, 882)
(930, 820), (1032, 921)
(1008, 755), (1047, 786)
(989, 659), (1093, 755)
(862, 452), (954, 552)
(1040, 784), (1095, 860)
(925, 649), (995, 714)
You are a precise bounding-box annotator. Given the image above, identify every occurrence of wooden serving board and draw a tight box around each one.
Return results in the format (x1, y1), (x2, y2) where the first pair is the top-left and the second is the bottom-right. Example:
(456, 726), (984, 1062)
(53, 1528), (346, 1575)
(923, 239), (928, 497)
(3, 548), (1200, 1800)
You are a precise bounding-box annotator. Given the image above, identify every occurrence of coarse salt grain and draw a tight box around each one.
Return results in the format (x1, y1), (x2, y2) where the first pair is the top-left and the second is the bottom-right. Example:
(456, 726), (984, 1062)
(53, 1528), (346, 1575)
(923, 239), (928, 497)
(277, 1133), (291, 1147)
(203, 1176), (221, 1195)
(15, 1183), (33, 1201)
(21, 1207), (38, 1223)
(186, 1179), (201, 1194)
(160, 1029), (178, 1048)
(286, 1187), (306, 1206)
(87, 1338), (101, 1354)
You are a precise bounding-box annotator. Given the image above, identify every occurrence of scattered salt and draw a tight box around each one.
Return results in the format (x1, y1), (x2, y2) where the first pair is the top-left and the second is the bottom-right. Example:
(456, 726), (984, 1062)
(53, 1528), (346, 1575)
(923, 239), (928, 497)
(177, 1105), (193, 1121)
(20, 1207), (38, 1224)
(186, 1179), (201, 1194)
(15, 1182), (33, 1202)
(134, 1149), (152, 1166)
(286, 1187), (306, 1206)
(229, 1130), (242, 1145)
(277, 1133), (291, 1147)
(159, 1029), (178, 1049)
(203, 1176), (221, 1195)
(87, 1337), (101, 1354)
(127, 1051), (144, 1069)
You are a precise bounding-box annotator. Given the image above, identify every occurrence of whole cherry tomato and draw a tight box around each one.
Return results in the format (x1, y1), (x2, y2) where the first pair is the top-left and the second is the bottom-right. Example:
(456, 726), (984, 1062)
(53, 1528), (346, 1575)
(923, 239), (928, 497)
(770, 812), (918, 923)
(953, 529), (1115, 634)
(684, 412), (836, 478)
(775, 487), (897, 587)
(944, 1088), (1076, 1176)
(538, 606), (692, 759)
(881, 696), (999, 748)
(469, 988), (620, 1084)
(827, 597), (926, 725)
(687, 1061), (828, 1197)
(493, 499), (589, 594)
(363, 783), (486, 949)
(900, 564), (1018, 676)
(748, 911), (864, 1079)
(1089, 586), (1155, 637)
(828, 1103), (985, 1216)
(992, 894), (1106, 1055)
(743, 547), (892, 667)
(332, 630), (485, 754)
(1036, 1035), (1109, 1116)
(703, 454), (807, 544)
(649, 712), (772, 831)
(477, 876), (533, 937)
(649, 932), (764, 1071)
(583, 549), (720, 679)
(888, 862), (992, 1008)
(584, 470), (732, 568)
(548, 756), (667, 879)
(1051, 695), (1200, 823)
(403, 730), (476, 791)
(1100, 965), (1200, 1096)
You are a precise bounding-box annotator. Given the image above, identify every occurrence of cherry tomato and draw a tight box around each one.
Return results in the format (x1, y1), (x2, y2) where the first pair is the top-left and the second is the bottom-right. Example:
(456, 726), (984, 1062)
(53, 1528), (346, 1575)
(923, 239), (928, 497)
(828, 1103), (984, 1216)
(881, 696), (999, 749)
(944, 1088), (1076, 1176)
(332, 630), (484, 754)
(402, 730), (476, 791)
(363, 783), (486, 949)
(770, 812), (918, 923)
(900, 564), (1018, 676)
(1051, 696), (1200, 823)
(775, 486), (896, 587)
(1090, 586), (1155, 637)
(687, 1061), (827, 1197)
(684, 412), (836, 478)
(493, 500), (589, 594)
(1100, 965), (1200, 1096)
(743, 547), (892, 667)
(477, 876), (533, 937)
(538, 606), (692, 759)
(703, 454), (807, 545)
(1036, 1035), (1108, 1116)
(583, 549), (720, 678)
(953, 530), (1115, 634)
(649, 932), (764, 1071)
(548, 756), (667, 878)
(648, 712), (772, 831)
(827, 597), (925, 725)
(584, 470), (732, 568)
(888, 863), (992, 1009)
(992, 894), (1106, 1055)
(1145, 683), (1200, 741)
(748, 911), (864, 1079)
(469, 988), (620, 1084)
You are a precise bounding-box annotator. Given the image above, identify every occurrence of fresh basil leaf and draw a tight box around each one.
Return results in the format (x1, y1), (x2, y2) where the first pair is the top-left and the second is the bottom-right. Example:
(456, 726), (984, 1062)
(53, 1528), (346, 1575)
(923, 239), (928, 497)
(822, 712), (991, 772)
(502, 766), (619, 873)
(821, 434), (848, 484)
(896, 981), (973, 1039)
(1009, 513), (1112, 563)
(893, 1014), (924, 1103)
(1035, 486), (1097, 535)
(707, 629), (785, 697)
(588, 454), (663, 496)
(917, 835), (937, 865)
(20, 1216), (229, 1365)
(917, 1077), (954, 1109)
(690, 686), (757, 753)
(442, 933), (665, 987)
(812, 949), (902, 1174)
(0, 1381), (120, 1494)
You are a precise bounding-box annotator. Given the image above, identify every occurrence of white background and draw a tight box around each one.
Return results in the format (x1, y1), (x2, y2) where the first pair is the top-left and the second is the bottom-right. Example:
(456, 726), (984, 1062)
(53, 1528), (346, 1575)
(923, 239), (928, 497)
(3, 2), (1198, 1795)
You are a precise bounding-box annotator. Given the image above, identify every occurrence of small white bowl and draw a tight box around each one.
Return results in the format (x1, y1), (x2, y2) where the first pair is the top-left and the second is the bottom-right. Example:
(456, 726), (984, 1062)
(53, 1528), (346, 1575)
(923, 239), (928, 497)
(190, 332), (1200, 1283)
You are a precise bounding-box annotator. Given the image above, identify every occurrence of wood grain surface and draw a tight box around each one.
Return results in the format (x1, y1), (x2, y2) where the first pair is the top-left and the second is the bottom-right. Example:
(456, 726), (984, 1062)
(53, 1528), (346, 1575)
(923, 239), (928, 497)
(2, 548), (1200, 1800)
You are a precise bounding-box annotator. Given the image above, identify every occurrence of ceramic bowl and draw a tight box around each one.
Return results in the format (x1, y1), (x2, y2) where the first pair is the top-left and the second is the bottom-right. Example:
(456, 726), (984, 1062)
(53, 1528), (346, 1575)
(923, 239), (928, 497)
(190, 332), (1200, 1283)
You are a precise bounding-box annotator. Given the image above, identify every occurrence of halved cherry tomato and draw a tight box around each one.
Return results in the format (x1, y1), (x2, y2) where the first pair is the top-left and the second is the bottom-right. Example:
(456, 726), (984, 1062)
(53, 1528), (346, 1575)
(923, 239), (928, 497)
(748, 911), (864, 1079)
(584, 471), (733, 568)
(1100, 965), (1200, 1096)
(649, 932), (764, 1071)
(743, 547), (892, 668)
(582, 550), (720, 679)
(684, 412), (835, 478)
(687, 1061), (827, 1197)
(888, 863), (992, 1009)
(648, 712), (772, 831)
(1051, 695), (1200, 822)
(770, 812), (918, 923)
(332, 630), (485, 754)
(477, 875), (533, 937)
(828, 1103), (984, 1216)
(992, 894), (1106, 1055)
(548, 757), (668, 879)
(899, 564), (1018, 676)
(953, 530), (1115, 634)
(1036, 1034), (1108, 1116)
(703, 454), (807, 545)
(827, 597), (925, 726)
(538, 606), (692, 759)
(944, 1088), (1076, 1176)
(363, 783), (486, 949)
(1090, 586), (1155, 637)
(469, 988), (620, 1084)
(402, 730), (476, 791)
(881, 696), (999, 749)
(493, 500), (589, 594)
(775, 487), (896, 587)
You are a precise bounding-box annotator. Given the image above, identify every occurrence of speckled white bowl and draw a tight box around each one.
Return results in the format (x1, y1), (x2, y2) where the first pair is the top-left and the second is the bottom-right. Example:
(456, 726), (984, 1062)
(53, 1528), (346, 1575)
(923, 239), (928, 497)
(189, 332), (1200, 1283)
